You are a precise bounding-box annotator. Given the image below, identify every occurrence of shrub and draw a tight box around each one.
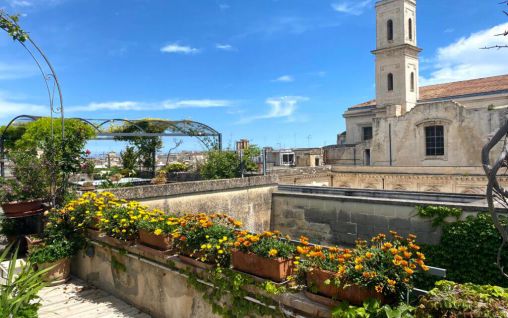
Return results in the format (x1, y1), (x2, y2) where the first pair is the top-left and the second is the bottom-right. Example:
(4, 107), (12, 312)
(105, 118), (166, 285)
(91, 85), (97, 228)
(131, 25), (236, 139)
(234, 230), (295, 259)
(416, 280), (508, 318)
(200, 150), (240, 180)
(164, 162), (190, 173)
(420, 213), (508, 288)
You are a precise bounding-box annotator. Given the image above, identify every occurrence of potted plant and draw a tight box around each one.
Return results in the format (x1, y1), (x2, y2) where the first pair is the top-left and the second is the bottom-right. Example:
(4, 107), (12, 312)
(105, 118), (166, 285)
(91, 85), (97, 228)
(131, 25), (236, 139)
(97, 201), (143, 248)
(299, 232), (429, 306)
(174, 213), (241, 267)
(232, 230), (295, 282)
(138, 211), (180, 251)
(28, 238), (76, 285)
(0, 176), (44, 217)
(0, 217), (25, 246)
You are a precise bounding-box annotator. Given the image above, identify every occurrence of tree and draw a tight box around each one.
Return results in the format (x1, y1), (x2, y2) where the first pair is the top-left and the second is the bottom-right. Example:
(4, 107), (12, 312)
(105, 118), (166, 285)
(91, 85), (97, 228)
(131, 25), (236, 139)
(114, 120), (165, 175)
(200, 150), (240, 180)
(240, 145), (261, 173)
(120, 146), (138, 171)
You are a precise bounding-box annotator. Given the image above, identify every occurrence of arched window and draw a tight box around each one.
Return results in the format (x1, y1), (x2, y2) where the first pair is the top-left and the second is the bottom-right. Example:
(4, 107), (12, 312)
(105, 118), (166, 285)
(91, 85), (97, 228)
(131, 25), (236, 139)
(387, 20), (394, 41)
(387, 73), (394, 91)
(410, 72), (415, 92)
(408, 18), (413, 40)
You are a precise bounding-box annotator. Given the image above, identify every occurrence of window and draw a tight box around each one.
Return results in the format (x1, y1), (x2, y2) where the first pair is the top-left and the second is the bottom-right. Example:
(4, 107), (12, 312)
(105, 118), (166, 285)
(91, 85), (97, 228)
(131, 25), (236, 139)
(425, 126), (444, 156)
(408, 18), (413, 40)
(363, 126), (373, 141)
(410, 72), (415, 92)
(387, 73), (394, 91)
(281, 153), (295, 165)
(387, 20), (394, 41)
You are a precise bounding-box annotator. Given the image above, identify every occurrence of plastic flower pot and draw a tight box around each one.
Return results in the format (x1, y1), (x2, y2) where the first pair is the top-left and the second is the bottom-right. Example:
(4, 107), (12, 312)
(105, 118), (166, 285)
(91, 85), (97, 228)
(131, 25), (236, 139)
(232, 249), (293, 282)
(139, 229), (173, 251)
(1, 200), (44, 217)
(305, 268), (387, 306)
(38, 257), (71, 286)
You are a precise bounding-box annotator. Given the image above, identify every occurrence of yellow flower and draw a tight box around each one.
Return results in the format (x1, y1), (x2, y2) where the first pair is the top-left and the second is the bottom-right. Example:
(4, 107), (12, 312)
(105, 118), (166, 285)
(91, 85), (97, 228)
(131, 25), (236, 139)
(218, 250), (224, 254)
(387, 279), (396, 286)
(154, 229), (163, 236)
(355, 264), (364, 271)
(268, 249), (278, 257)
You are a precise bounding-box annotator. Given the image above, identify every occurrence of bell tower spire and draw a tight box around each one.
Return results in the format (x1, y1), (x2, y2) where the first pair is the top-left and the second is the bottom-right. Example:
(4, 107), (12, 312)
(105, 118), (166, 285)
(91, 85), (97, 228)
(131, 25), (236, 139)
(372, 0), (421, 114)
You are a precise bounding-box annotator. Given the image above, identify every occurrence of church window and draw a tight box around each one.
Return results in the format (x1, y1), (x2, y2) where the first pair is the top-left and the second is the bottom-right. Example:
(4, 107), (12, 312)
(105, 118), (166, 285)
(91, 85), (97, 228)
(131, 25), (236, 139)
(410, 72), (415, 92)
(387, 73), (394, 91)
(387, 20), (394, 41)
(408, 18), (413, 40)
(363, 126), (373, 141)
(425, 125), (444, 156)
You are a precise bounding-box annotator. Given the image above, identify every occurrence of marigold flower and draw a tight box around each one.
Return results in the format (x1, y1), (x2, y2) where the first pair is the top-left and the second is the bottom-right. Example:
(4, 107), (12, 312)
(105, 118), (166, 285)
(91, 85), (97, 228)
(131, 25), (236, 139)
(355, 264), (364, 271)
(154, 228), (163, 236)
(404, 267), (414, 275)
(268, 249), (278, 257)
(387, 279), (396, 286)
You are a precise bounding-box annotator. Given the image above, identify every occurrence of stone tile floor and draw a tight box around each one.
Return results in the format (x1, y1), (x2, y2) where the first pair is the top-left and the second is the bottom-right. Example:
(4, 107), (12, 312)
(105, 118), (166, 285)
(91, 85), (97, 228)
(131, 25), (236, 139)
(39, 278), (151, 318)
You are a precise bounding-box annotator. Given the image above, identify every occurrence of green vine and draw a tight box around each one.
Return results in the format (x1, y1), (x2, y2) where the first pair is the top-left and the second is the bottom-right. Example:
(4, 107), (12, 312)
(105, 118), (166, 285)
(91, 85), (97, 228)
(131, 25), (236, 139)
(111, 256), (127, 272)
(185, 267), (283, 318)
(0, 11), (29, 42)
(416, 205), (462, 227)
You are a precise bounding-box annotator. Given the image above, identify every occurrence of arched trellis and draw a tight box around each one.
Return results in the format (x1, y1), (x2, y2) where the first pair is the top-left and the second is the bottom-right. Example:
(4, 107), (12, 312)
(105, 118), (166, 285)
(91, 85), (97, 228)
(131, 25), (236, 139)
(0, 116), (223, 177)
(0, 11), (65, 206)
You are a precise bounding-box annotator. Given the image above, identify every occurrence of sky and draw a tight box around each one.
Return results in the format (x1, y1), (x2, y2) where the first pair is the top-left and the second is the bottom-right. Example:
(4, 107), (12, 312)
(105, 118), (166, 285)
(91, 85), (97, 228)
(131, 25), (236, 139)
(0, 0), (507, 153)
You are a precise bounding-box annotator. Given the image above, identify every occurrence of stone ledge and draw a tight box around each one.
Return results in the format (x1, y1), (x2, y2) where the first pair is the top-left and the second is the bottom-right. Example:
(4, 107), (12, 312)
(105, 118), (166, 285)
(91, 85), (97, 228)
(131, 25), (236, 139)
(102, 176), (279, 200)
(77, 236), (334, 318)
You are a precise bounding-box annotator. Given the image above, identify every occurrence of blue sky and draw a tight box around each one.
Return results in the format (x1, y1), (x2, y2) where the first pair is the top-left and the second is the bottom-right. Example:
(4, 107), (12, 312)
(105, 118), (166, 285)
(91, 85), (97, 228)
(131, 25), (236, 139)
(0, 0), (507, 153)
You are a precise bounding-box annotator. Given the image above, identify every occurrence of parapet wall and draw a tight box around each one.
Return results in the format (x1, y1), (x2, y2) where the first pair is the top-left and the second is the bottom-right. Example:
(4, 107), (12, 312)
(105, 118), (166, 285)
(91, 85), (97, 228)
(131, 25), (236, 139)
(103, 176), (278, 233)
(271, 186), (493, 246)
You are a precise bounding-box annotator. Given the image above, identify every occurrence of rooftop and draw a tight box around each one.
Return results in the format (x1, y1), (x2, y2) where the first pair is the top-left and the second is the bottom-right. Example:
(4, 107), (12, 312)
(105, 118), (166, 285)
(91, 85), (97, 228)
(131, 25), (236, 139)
(348, 74), (508, 110)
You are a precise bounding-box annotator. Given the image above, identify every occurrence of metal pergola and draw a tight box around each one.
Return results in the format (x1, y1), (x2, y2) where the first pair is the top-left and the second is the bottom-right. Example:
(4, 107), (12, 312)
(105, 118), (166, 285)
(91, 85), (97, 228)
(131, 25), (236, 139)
(0, 115), (222, 177)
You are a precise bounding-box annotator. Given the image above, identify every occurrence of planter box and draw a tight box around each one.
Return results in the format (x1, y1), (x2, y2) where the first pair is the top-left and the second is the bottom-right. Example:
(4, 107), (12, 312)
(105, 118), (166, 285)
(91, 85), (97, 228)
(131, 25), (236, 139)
(306, 269), (387, 306)
(1, 200), (44, 217)
(139, 229), (173, 251)
(100, 235), (134, 249)
(178, 255), (215, 270)
(38, 258), (71, 286)
(232, 250), (292, 283)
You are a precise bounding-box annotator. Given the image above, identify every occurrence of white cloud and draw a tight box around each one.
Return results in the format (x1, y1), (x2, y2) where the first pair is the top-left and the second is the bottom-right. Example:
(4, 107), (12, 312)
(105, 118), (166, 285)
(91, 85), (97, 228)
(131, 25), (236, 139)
(216, 43), (235, 51)
(331, 0), (373, 16)
(8, 0), (32, 7)
(0, 62), (37, 80)
(238, 96), (308, 124)
(421, 22), (508, 85)
(160, 43), (200, 55)
(67, 99), (232, 112)
(219, 4), (230, 10)
(272, 75), (294, 83)
(0, 97), (47, 119)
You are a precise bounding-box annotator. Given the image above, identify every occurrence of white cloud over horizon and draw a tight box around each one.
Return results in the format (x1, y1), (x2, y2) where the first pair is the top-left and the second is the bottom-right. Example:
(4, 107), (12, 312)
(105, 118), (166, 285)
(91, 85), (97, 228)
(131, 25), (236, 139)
(272, 75), (294, 83)
(421, 22), (508, 86)
(237, 96), (308, 124)
(0, 97), (47, 119)
(160, 43), (200, 55)
(331, 0), (373, 16)
(0, 62), (37, 80)
(216, 43), (235, 51)
(67, 99), (233, 112)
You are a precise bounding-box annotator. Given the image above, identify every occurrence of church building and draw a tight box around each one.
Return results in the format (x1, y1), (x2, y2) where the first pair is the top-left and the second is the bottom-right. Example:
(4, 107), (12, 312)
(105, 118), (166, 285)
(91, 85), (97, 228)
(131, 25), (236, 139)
(333, 0), (508, 167)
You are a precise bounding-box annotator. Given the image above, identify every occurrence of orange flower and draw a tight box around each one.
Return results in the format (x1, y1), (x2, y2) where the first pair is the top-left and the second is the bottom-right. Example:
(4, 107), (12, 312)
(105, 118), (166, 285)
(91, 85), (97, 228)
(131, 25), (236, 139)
(404, 267), (414, 275)
(365, 252), (374, 259)
(375, 285), (383, 293)
(404, 251), (412, 259)
(390, 248), (399, 255)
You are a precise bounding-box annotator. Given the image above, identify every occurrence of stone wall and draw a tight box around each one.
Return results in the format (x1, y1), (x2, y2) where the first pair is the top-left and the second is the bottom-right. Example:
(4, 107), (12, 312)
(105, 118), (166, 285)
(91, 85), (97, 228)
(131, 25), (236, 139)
(271, 189), (492, 246)
(103, 176), (277, 233)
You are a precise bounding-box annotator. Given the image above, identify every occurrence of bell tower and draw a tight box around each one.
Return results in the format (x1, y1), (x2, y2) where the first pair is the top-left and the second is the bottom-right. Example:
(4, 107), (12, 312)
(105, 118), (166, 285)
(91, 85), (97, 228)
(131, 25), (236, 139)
(372, 0), (421, 114)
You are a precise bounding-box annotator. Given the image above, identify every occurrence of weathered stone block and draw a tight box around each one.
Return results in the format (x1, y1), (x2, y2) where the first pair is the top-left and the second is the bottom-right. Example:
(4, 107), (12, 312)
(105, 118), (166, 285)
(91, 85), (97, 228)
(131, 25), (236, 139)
(388, 218), (411, 231)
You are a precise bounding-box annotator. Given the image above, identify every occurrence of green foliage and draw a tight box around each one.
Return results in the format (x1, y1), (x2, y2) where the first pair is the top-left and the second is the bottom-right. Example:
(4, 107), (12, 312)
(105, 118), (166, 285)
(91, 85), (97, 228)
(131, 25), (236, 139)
(0, 125), (26, 152)
(0, 245), (49, 318)
(200, 150), (240, 180)
(420, 213), (508, 288)
(115, 120), (165, 174)
(0, 217), (24, 236)
(12, 118), (96, 204)
(164, 161), (190, 173)
(416, 205), (462, 227)
(185, 267), (282, 318)
(98, 204), (140, 241)
(416, 280), (508, 318)
(180, 224), (236, 266)
(8, 151), (50, 202)
(138, 213), (180, 234)
(0, 11), (29, 42)
(332, 299), (415, 318)
(120, 146), (138, 171)
(240, 145), (261, 172)
(28, 238), (76, 264)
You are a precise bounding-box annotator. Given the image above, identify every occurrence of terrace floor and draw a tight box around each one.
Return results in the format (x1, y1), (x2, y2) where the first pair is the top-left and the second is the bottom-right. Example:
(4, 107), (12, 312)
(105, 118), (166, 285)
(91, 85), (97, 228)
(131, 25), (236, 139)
(39, 278), (150, 318)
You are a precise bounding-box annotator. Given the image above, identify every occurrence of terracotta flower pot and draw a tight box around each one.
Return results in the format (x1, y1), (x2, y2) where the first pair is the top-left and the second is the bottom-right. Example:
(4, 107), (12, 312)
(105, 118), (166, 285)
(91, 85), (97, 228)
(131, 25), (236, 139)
(25, 235), (43, 251)
(306, 268), (387, 306)
(87, 216), (101, 230)
(139, 229), (173, 251)
(232, 250), (293, 282)
(1, 200), (43, 217)
(38, 258), (71, 285)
